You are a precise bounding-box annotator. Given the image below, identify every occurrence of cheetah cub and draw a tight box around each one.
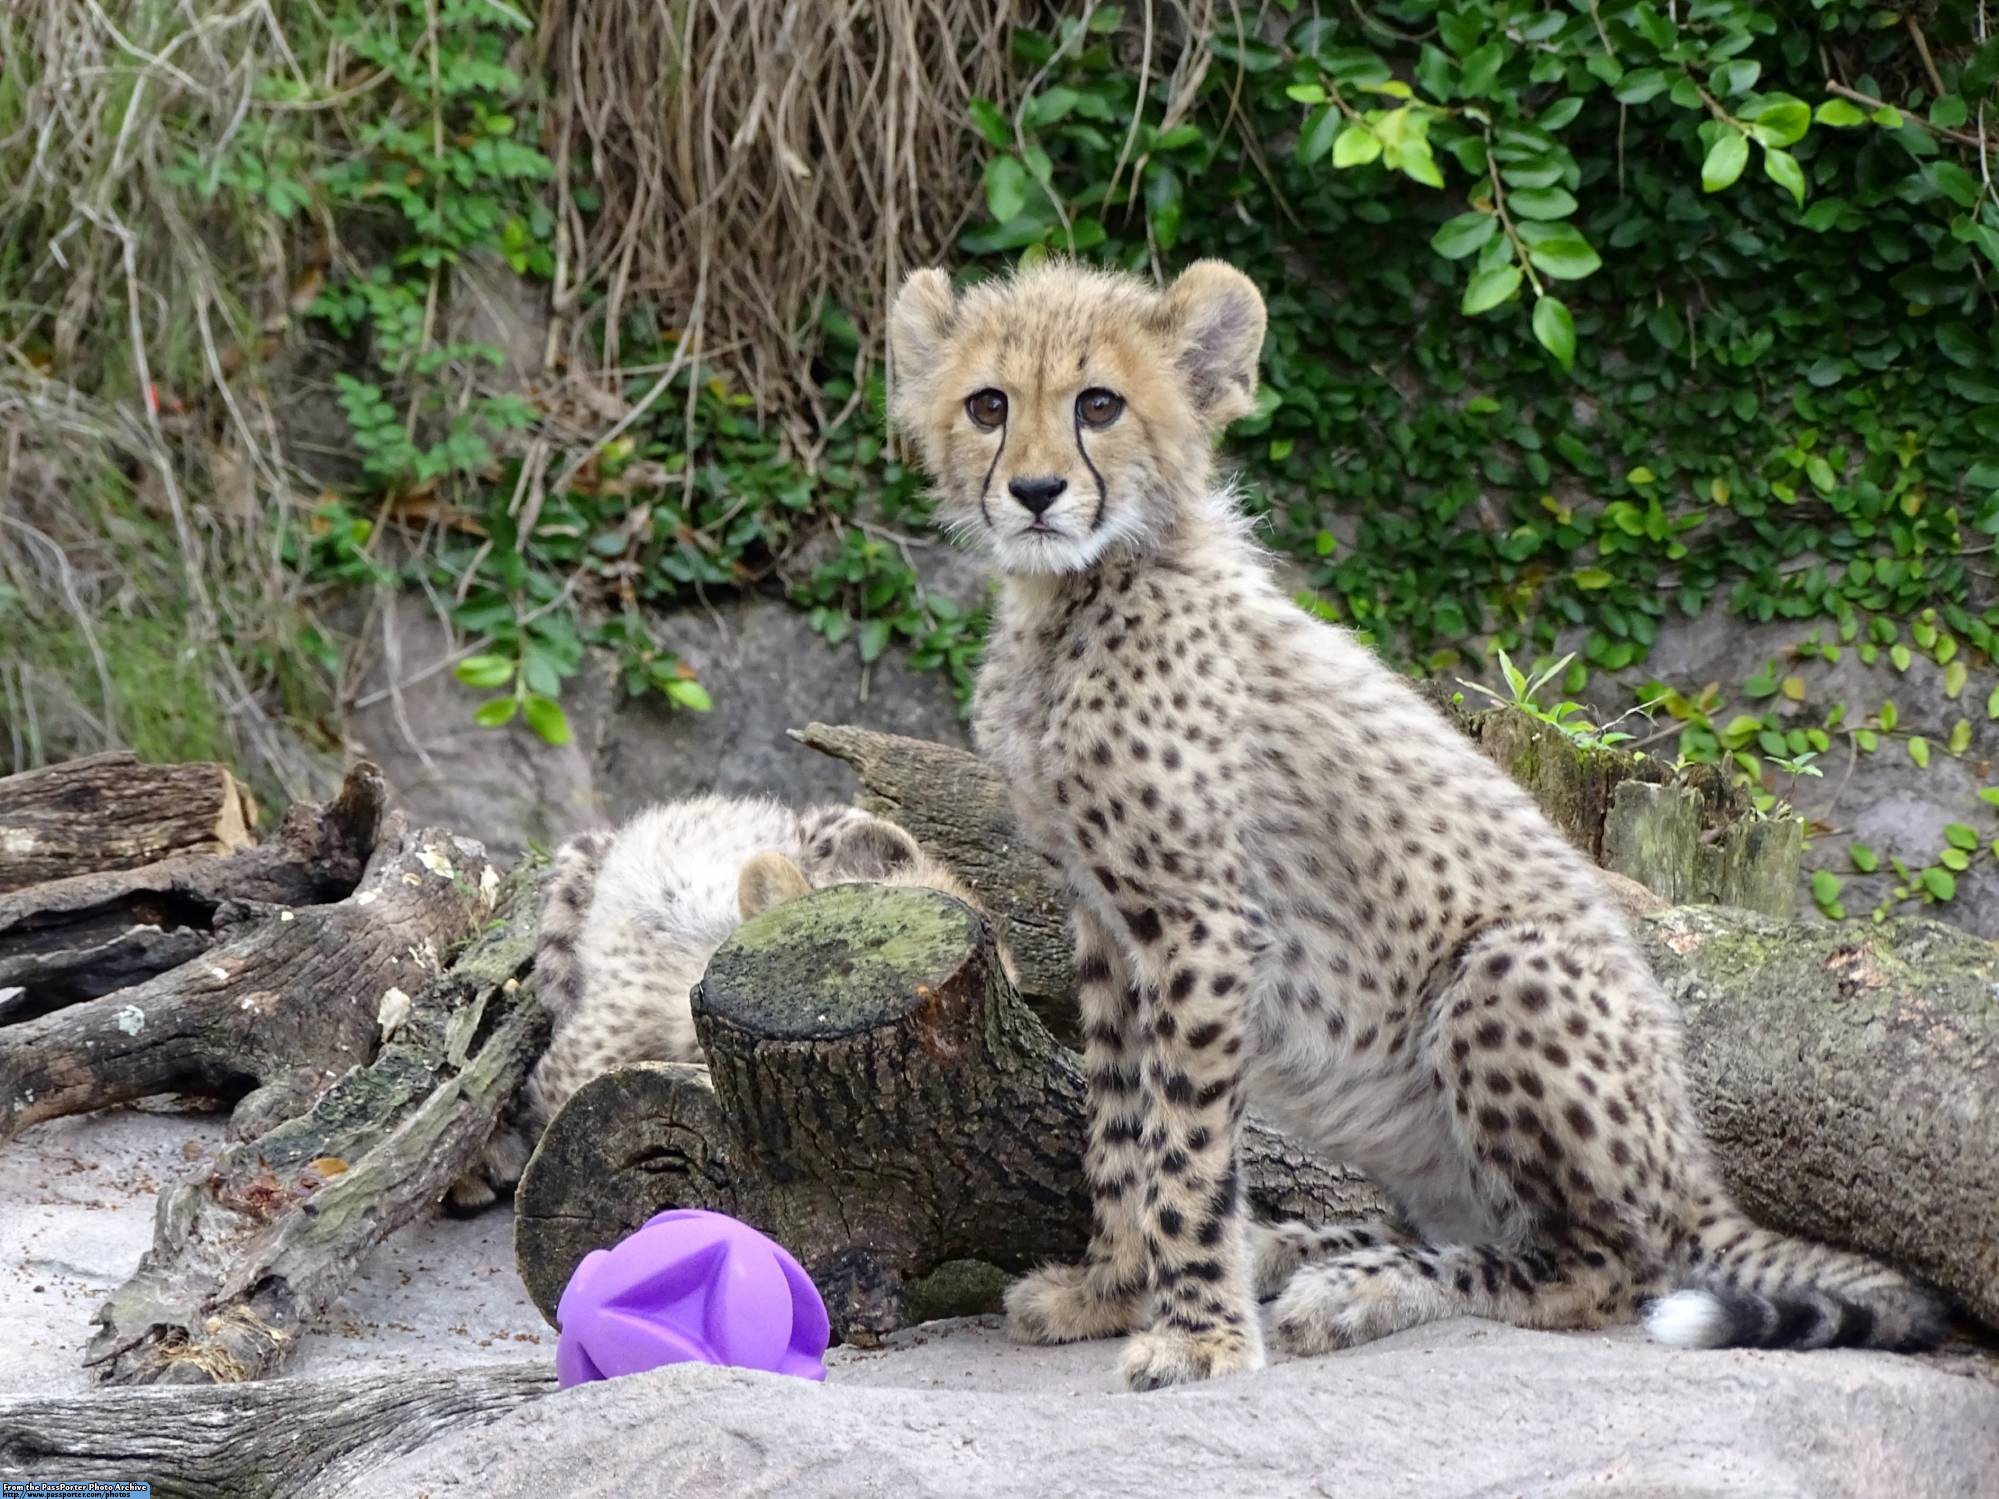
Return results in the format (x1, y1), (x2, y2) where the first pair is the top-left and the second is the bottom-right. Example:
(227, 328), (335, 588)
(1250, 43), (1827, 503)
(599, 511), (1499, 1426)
(444, 796), (982, 1211)
(889, 258), (1944, 1391)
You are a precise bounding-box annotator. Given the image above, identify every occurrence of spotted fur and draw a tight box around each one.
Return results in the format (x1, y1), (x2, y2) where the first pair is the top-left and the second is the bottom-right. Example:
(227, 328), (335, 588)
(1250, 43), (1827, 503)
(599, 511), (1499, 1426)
(889, 257), (1946, 1389)
(443, 796), (994, 1212)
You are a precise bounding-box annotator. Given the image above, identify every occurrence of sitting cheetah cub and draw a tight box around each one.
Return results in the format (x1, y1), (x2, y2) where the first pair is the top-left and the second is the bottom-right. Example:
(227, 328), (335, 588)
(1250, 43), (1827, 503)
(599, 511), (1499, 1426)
(444, 796), (982, 1211)
(888, 258), (1944, 1390)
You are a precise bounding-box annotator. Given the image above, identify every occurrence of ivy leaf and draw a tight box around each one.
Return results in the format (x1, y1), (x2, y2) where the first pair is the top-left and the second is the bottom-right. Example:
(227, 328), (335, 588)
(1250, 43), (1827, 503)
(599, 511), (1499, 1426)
(472, 696), (517, 728)
(1531, 295), (1576, 370)
(522, 694), (572, 746)
(968, 98), (1011, 149)
(1908, 735), (1931, 769)
(1949, 720), (1972, 754)
(1574, 566), (1614, 589)
(858, 617), (892, 664)
(1944, 660), (1968, 699)
(1849, 842), (1880, 873)
(1298, 105), (1343, 166)
(1613, 69), (1668, 104)
(453, 653), (515, 689)
(664, 678), (713, 712)
(1814, 98), (1867, 127)
(1763, 146), (1806, 206)
(1810, 869), (1842, 908)
(1508, 186), (1578, 220)
(1331, 123), (1383, 168)
(1946, 823), (1979, 852)
(1921, 867), (1956, 902)
(1702, 129), (1749, 192)
(1740, 93), (1812, 148)
(1713, 59), (1761, 97)
(1461, 263), (1523, 315)
(1458, 42), (1505, 96)
(983, 155), (1029, 222)
(1431, 211), (1498, 259)
(1518, 221), (1601, 280)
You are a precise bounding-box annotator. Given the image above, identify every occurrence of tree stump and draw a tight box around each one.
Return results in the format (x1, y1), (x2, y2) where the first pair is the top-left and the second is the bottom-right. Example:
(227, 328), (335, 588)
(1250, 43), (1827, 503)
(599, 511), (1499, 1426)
(0, 751), (259, 892)
(514, 883), (1386, 1341)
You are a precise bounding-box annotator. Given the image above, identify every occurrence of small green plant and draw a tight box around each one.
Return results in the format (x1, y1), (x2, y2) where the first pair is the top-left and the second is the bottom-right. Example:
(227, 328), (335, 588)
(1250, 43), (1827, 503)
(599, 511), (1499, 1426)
(1457, 649), (1645, 750)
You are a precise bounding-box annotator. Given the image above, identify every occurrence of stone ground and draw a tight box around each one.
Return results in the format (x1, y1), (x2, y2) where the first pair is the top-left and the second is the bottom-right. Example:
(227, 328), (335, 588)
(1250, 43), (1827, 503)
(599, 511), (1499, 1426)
(8, 1106), (1997, 1499)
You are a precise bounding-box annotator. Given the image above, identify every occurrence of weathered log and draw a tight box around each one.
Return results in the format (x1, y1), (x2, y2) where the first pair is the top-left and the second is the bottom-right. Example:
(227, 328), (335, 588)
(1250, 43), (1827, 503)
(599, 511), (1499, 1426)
(84, 861), (548, 1385)
(0, 751), (259, 893)
(0, 792), (490, 1146)
(796, 722), (1996, 1331)
(0, 762), (383, 1018)
(515, 882), (1388, 1340)
(0, 1363), (553, 1499)
(1645, 904), (1999, 1329)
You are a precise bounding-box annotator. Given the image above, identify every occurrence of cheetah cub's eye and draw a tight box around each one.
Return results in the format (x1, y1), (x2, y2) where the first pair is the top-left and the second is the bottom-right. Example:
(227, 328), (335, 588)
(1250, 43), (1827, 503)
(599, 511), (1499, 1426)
(966, 389), (1008, 430)
(1076, 388), (1124, 427)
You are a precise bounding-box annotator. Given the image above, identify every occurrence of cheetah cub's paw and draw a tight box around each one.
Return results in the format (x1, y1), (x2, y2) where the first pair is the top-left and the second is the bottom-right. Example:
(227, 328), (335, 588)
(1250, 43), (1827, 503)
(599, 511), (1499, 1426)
(1268, 1262), (1413, 1356)
(1004, 1263), (1144, 1345)
(1118, 1323), (1266, 1392)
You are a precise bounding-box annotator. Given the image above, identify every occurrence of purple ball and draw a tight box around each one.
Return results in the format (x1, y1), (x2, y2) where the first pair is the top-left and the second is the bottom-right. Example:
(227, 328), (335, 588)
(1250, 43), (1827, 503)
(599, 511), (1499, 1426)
(554, 1208), (830, 1387)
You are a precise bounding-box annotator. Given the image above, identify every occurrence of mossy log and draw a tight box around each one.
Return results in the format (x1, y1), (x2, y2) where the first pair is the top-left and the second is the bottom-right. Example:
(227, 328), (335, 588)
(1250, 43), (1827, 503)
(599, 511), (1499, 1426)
(1645, 904), (1999, 1329)
(84, 863), (549, 1385)
(0, 751), (259, 893)
(795, 722), (1995, 1331)
(514, 883), (1387, 1342)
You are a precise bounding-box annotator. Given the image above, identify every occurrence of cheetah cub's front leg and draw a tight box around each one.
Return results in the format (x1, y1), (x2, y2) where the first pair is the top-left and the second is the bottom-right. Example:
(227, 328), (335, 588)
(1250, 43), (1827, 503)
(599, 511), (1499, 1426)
(1111, 902), (1268, 1391)
(1006, 909), (1151, 1345)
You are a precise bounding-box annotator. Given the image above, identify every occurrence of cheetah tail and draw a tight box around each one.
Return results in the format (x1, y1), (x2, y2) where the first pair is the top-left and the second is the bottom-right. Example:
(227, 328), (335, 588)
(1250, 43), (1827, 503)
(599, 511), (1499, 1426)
(1645, 1213), (1948, 1353)
(533, 830), (612, 1021)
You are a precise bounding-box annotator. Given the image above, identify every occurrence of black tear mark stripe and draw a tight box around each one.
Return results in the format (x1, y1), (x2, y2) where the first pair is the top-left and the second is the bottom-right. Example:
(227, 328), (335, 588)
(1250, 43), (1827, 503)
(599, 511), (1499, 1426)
(980, 416), (1008, 530)
(1075, 408), (1108, 532)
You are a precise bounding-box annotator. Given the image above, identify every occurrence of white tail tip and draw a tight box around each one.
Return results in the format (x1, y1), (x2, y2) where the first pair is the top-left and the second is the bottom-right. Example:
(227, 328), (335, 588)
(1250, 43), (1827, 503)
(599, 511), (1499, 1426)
(1644, 1289), (1731, 1348)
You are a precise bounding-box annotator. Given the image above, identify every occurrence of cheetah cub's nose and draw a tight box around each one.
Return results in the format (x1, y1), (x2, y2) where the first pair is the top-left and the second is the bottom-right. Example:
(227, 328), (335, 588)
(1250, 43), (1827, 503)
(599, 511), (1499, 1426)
(1008, 474), (1067, 516)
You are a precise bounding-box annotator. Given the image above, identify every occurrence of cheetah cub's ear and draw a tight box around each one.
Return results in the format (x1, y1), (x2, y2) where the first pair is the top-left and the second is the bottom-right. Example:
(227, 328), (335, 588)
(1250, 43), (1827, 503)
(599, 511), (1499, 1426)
(819, 816), (923, 880)
(737, 852), (813, 920)
(1156, 260), (1267, 432)
(888, 267), (958, 428)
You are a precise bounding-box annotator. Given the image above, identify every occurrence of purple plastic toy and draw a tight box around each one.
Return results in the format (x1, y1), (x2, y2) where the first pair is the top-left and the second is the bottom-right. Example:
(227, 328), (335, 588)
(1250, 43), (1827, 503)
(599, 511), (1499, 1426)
(555, 1208), (830, 1387)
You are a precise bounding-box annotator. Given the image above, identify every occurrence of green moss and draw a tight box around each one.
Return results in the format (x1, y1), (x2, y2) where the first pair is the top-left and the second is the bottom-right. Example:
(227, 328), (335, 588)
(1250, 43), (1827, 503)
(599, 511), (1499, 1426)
(704, 884), (977, 1040)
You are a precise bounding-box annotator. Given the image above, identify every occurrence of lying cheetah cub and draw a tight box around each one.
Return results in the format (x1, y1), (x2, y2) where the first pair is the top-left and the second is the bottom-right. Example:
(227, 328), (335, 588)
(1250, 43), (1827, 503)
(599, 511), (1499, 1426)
(445, 796), (982, 1211)
(889, 257), (1944, 1390)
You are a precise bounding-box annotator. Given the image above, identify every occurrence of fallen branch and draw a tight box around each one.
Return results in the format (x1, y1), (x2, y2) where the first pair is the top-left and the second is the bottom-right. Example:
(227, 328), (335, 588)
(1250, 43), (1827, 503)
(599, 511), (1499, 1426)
(83, 862), (547, 1385)
(0, 751), (258, 893)
(1, 794), (490, 1146)
(0, 1363), (553, 1499)
(0, 763), (383, 1018)
(515, 882), (1387, 1342)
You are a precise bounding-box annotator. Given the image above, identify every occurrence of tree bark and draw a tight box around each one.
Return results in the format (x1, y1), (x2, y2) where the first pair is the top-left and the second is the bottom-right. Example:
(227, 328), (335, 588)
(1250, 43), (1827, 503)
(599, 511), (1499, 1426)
(794, 722), (1996, 1332)
(1643, 904), (1999, 1329)
(0, 751), (259, 892)
(514, 882), (1389, 1341)
(0, 1363), (553, 1499)
(0, 762), (382, 1018)
(83, 862), (549, 1385)
(0, 795), (492, 1146)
